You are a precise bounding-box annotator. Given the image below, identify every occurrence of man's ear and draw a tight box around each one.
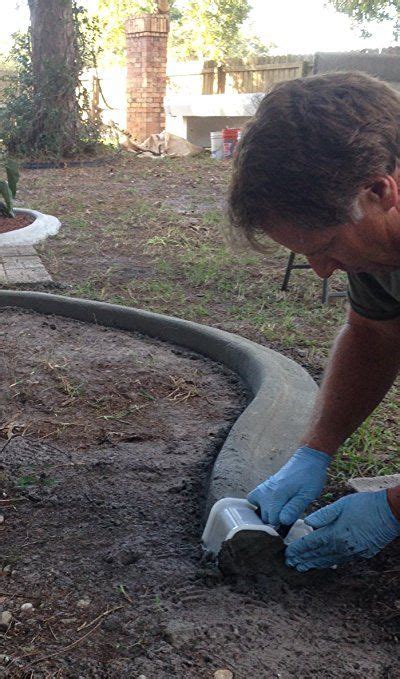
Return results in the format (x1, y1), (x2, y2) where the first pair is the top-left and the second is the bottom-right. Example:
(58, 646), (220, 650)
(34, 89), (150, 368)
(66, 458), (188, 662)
(365, 175), (399, 211)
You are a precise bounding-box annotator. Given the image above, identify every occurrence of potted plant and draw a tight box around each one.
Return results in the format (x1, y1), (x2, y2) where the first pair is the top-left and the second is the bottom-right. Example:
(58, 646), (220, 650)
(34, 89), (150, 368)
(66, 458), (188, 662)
(0, 158), (61, 245)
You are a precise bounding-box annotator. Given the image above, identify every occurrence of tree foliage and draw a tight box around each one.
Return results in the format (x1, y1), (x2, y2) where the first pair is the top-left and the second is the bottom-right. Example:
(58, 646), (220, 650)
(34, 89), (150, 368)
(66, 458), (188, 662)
(330, 1), (400, 36)
(96, 0), (267, 63)
(96, 0), (158, 60)
(170, 0), (252, 61)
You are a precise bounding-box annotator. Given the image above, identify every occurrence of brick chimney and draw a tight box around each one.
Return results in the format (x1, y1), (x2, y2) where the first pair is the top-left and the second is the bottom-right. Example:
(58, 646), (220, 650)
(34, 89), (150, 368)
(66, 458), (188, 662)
(125, 4), (169, 141)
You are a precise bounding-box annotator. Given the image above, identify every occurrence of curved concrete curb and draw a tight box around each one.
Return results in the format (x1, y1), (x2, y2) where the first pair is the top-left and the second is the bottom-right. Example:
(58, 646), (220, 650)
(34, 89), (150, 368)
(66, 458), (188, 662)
(0, 209), (61, 246)
(0, 291), (318, 516)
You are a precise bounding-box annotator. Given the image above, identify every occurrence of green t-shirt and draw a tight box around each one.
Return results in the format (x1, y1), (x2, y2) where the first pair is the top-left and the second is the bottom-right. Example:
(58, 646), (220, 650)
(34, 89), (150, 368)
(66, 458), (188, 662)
(348, 269), (400, 320)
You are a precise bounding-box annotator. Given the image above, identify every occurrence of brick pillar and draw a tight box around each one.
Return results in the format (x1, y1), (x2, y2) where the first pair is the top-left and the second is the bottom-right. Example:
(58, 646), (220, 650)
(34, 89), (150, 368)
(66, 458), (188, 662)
(125, 12), (169, 141)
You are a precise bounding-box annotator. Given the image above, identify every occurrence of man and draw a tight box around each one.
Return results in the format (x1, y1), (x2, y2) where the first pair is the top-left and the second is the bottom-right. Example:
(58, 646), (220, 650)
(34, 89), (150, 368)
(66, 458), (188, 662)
(228, 71), (400, 572)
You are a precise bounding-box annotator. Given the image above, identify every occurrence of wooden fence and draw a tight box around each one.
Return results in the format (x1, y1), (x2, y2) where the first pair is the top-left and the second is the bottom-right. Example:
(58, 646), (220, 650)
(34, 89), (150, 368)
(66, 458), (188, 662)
(167, 55), (312, 96)
(0, 55), (312, 114)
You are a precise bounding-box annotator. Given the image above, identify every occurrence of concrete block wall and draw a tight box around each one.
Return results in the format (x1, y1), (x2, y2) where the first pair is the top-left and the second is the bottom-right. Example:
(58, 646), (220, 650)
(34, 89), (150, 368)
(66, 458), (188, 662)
(125, 14), (169, 141)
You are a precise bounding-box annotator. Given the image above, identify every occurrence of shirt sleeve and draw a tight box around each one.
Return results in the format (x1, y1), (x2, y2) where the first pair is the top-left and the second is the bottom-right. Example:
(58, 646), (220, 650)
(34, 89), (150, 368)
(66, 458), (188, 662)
(347, 272), (400, 321)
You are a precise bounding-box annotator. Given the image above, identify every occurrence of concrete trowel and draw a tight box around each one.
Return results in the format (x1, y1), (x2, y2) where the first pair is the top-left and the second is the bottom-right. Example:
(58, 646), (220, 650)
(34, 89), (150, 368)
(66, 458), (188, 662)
(202, 498), (313, 576)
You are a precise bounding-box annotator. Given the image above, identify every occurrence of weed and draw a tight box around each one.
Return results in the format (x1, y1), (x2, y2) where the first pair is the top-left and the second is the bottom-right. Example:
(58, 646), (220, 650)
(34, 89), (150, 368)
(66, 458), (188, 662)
(145, 235), (169, 248)
(138, 388), (156, 401)
(16, 472), (58, 488)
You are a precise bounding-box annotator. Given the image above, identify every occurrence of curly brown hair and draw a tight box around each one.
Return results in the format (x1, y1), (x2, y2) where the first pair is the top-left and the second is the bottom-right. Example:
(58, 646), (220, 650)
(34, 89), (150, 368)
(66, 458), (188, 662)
(228, 72), (400, 249)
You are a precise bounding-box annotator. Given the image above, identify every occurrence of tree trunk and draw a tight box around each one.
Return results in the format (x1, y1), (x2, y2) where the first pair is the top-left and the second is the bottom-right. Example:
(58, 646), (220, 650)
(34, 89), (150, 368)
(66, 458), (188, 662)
(27, 0), (79, 156)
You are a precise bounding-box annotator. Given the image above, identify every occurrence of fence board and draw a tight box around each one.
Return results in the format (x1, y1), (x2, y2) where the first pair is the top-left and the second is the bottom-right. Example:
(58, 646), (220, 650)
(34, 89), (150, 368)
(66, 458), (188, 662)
(167, 57), (309, 95)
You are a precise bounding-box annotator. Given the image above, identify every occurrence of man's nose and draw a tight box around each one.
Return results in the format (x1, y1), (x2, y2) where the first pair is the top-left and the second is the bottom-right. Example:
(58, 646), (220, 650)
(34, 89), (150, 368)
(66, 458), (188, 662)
(307, 255), (339, 278)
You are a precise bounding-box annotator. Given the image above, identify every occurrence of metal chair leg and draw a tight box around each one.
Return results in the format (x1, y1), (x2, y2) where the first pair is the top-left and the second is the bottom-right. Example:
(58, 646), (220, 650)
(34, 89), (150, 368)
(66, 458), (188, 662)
(281, 251), (296, 291)
(322, 278), (329, 304)
(282, 252), (345, 304)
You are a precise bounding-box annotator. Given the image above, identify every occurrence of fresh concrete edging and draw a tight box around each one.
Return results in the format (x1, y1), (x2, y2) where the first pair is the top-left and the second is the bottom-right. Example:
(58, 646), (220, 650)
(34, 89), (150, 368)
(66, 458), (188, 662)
(0, 290), (318, 515)
(0, 208), (61, 247)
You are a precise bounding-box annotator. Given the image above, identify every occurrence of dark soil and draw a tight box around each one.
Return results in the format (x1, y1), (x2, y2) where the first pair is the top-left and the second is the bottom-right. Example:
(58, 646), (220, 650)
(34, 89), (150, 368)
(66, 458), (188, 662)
(0, 214), (34, 234)
(0, 308), (400, 678)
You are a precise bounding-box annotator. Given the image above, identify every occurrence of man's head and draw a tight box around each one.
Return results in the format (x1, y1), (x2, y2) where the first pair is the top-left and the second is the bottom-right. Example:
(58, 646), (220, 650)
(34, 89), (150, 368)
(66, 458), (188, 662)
(228, 71), (400, 276)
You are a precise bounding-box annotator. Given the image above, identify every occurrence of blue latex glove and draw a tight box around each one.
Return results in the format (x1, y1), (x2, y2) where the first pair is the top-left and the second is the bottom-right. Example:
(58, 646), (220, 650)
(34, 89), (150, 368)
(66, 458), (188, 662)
(247, 445), (331, 526)
(286, 490), (400, 572)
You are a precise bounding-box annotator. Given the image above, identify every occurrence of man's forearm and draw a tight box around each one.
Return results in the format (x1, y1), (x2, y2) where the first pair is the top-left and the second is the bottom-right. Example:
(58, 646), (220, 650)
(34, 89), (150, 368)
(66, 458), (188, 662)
(301, 315), (400, 456)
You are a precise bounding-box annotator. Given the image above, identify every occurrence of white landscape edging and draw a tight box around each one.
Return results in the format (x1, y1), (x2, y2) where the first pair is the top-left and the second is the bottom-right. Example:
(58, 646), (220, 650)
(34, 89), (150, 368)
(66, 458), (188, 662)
(0, 208), (61, 247)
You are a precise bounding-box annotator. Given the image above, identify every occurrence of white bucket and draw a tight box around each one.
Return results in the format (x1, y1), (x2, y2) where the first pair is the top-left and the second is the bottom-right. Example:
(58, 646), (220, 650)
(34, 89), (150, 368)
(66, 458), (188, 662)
(210, 131), (224, 160)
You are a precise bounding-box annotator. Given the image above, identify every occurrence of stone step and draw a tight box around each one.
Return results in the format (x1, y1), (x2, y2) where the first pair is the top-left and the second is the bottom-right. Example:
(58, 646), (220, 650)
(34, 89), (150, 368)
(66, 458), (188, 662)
(0, 246), (52, 285)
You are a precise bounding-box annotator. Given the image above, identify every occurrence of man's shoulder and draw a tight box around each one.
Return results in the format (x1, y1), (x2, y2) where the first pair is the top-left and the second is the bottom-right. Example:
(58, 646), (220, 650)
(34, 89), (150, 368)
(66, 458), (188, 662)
(347, 268), (400, 320)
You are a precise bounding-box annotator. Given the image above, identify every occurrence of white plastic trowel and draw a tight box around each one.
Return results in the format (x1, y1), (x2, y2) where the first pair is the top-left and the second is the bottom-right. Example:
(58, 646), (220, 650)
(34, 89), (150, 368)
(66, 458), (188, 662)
(202, 498), (313, 576)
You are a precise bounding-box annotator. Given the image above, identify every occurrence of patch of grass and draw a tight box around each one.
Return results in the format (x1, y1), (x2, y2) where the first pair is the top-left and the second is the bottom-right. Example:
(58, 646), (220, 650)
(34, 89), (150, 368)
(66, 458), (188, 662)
(185, 303), (211, 320)
(202, 209), (223, 226)
(178, 244), (260, 293)
(145, 235), (170, 248)
(144, 228), (191, 252)
(156, 259), (174, 276)
(128, 198), (159, 220)
(331, 415), (399, 482)
(65, 215), (92, 229)
(127, 279), (185, 302)
(16, 472), (58, 488)
(72, 278), (104, 299)
(328, 382), (399, 483)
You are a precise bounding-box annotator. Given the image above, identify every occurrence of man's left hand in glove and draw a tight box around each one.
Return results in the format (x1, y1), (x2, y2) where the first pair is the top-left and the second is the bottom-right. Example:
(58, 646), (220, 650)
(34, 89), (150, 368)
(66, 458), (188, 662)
(285, 489), (400, 572)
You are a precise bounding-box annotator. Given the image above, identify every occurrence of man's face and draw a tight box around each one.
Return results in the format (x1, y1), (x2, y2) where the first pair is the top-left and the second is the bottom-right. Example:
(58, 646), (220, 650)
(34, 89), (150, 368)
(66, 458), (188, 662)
(266, 186), (400, 278)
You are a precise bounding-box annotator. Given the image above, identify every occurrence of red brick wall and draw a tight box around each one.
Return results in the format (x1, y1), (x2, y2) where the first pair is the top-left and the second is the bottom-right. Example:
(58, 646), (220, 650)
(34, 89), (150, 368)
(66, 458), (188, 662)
(126, 15), (169, 141)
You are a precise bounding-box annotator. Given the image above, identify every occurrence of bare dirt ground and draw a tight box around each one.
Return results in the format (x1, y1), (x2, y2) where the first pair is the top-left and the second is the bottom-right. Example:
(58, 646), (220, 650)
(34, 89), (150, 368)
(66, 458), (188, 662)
(0, 308), (400, 678)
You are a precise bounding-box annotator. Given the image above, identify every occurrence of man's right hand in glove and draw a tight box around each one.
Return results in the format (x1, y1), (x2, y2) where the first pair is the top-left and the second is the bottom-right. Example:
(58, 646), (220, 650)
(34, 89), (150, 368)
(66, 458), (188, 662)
(247, 445), (331, 526)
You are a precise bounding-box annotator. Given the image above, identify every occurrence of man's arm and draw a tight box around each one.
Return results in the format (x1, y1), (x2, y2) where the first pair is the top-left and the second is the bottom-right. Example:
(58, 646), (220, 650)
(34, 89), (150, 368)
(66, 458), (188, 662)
(282, 307), (400, 571)
(301, 307), (400, 455)
(248, 307), (400, 528)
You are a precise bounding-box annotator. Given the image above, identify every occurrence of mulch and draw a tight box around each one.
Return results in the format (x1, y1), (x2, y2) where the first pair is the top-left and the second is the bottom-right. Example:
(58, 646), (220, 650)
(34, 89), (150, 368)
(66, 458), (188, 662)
(0, 213), (34, 234)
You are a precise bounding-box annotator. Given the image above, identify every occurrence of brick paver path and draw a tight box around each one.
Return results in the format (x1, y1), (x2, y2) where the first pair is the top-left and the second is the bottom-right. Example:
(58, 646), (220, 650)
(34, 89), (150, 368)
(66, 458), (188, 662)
(0, 246), (52, 285)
